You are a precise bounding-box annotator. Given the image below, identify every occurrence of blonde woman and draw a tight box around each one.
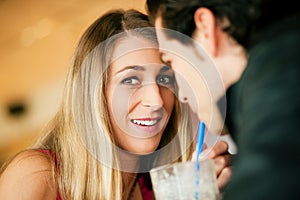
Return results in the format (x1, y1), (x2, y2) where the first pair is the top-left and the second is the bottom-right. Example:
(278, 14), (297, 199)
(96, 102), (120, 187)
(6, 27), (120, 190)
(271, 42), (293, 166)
(0, 9), (231, 200)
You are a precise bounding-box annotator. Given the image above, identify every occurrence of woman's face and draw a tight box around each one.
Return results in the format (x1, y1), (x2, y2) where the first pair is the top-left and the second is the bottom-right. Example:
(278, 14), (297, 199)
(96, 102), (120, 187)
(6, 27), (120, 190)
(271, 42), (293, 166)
(106, 37), (175, 154)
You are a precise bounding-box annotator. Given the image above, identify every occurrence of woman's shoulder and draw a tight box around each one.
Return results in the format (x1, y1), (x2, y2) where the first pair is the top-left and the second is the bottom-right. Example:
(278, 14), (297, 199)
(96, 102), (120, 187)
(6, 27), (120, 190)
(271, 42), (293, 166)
(0, 149), (57, 199)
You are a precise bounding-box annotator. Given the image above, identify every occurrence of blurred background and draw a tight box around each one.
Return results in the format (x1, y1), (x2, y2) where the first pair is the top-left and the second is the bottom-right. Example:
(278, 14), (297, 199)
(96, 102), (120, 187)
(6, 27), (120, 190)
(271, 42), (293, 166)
(0, 0), (146, 167)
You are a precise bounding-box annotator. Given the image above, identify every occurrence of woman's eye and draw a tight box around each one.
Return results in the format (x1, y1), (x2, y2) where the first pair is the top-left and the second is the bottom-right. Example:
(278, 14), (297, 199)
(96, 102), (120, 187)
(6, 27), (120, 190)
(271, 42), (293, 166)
(121, 76), (140, 85)
(156, 75), (175, 87)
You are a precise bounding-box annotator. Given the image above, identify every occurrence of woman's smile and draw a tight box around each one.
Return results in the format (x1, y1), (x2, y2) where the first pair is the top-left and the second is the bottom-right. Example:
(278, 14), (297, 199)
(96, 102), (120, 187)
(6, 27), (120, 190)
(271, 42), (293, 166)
(131, 117), (162, 135)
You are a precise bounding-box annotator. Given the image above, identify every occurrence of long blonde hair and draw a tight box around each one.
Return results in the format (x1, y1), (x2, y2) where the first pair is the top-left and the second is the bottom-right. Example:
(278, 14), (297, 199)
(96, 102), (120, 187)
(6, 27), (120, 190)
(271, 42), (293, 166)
(30, 9), (196, 200)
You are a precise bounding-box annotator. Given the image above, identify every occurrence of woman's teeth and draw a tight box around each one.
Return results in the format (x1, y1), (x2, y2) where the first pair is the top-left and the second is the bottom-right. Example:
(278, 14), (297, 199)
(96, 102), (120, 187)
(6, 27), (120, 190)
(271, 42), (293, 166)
(132, 119), (158, 126)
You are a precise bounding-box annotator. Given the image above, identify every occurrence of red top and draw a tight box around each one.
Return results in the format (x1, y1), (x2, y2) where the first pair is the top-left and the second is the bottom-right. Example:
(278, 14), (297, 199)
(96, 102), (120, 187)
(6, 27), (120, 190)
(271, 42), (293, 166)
(138, 173), (153, 200)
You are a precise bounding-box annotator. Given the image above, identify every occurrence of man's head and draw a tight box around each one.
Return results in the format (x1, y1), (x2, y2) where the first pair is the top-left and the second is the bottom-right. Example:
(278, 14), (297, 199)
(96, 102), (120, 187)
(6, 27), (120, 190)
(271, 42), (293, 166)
(146, 0), (250, 133)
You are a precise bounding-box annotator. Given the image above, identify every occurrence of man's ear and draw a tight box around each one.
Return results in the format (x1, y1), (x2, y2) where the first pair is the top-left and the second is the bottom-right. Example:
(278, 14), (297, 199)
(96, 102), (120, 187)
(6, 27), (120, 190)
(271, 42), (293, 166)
(194, 7), (217, 56)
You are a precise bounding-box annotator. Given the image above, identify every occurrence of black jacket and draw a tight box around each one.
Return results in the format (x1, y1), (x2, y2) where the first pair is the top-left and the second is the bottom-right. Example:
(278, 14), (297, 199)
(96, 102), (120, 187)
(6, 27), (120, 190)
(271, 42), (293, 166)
(223, 16), (300, 200)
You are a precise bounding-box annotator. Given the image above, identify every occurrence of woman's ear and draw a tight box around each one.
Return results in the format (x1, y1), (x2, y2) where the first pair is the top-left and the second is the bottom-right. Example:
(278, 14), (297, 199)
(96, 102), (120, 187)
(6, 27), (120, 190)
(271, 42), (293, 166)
(194, 7), (218, 56)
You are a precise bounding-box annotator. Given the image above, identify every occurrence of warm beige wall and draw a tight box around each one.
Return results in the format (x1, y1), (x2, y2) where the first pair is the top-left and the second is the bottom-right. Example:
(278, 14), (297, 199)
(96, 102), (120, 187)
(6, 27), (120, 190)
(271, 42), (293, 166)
(0, 0), (146, 166)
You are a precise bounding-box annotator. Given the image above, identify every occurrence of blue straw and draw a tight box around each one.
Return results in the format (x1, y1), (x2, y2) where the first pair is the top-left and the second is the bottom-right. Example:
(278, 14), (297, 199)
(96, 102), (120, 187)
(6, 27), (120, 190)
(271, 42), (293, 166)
(195, 121), (205, 170)
(194, 121), (206, 199)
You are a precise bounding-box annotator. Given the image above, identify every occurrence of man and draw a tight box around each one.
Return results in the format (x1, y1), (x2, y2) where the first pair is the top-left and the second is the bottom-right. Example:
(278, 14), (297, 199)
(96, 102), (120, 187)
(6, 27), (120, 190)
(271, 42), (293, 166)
(146, 0), (300, 199)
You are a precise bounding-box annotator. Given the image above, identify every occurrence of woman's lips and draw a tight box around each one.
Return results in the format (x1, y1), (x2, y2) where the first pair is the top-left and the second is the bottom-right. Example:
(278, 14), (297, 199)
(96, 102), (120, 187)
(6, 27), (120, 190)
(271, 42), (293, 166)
(131, 118), (162, 134)
(132, 118), (159, 126)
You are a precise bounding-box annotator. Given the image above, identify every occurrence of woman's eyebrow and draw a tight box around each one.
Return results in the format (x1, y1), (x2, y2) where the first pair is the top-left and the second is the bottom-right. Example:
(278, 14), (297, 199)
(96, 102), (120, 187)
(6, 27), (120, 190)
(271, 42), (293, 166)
(115, 65), (145, 74)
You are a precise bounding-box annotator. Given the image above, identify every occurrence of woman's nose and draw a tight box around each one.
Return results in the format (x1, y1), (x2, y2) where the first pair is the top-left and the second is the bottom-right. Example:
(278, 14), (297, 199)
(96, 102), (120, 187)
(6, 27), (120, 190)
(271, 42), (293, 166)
(140, 83), (163, 110)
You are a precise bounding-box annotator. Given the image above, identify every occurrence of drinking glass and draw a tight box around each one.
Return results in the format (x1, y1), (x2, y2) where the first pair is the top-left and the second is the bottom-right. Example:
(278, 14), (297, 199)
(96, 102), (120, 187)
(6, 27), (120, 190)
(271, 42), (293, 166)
(150, 159), (220, 200)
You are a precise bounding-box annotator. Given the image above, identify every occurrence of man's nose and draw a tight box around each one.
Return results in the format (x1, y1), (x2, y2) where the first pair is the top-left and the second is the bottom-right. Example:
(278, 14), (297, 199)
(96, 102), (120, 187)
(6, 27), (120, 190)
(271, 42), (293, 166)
(178, 89), (189, 103)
